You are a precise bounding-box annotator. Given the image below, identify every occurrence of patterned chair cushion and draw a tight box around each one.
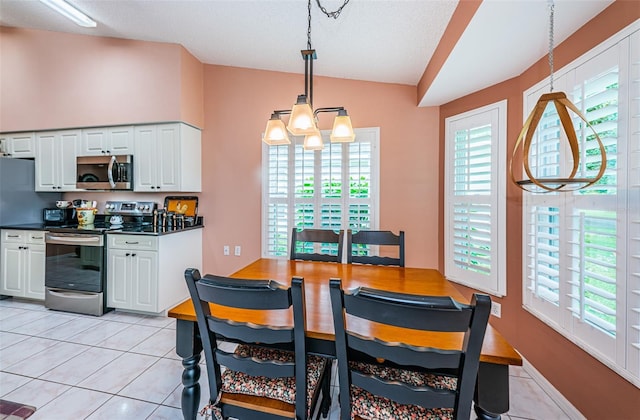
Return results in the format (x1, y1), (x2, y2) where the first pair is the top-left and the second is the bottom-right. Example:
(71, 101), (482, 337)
(348, 361), (457, 420)
(201, 344), (328, 419)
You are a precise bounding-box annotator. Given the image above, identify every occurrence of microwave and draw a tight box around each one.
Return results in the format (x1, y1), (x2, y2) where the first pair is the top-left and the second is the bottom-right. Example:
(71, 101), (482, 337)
(76, 155), (133, 190)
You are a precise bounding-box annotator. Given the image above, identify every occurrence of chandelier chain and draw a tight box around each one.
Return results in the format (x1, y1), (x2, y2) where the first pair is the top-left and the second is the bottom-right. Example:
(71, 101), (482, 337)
(548, 0), (555, 92)
(307, 0), (350, 49)
(316, 0), (350, 19)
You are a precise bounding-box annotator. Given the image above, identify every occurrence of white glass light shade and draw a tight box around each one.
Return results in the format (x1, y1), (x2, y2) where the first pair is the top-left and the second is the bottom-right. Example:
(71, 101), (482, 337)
(330, 111), (355, 143)
(263, 115), (290, 145)
(287, 96), (317, 136)
(303, 130), (324, 151)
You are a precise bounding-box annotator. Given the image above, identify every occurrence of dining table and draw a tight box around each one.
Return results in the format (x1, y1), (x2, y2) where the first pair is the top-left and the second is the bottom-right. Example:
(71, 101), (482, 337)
(168, 258), (522, 420)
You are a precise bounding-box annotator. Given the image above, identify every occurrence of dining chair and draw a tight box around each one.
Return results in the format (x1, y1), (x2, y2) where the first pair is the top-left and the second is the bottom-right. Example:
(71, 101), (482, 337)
(346, 229), (405, 266)
(290, 228), (344, 263)
(184, 268), (332, 420)
(329, 278), (491, 420)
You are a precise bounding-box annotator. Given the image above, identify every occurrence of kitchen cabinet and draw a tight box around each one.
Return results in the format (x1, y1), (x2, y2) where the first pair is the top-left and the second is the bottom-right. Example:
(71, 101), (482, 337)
(80, 126), (134, 156)
(35, 130), (79, 191)
(106, 228), (202, 313)
(134, 123), (201, 192)
(0, 230), (46, 300)
(0, 132), (36, 158)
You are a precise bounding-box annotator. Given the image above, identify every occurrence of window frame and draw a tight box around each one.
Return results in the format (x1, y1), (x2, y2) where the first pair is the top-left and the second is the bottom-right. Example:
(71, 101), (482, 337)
(444, 100), (507, 297)
(261, 127), (380, 259)
(521, 22), (640, 387)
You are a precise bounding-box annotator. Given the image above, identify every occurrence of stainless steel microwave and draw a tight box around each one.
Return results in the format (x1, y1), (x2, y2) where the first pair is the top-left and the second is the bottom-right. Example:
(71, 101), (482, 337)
(76, 155), (133, 190)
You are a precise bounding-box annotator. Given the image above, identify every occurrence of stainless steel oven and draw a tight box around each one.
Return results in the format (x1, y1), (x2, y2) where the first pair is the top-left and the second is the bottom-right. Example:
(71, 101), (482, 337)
(44, 231), (110, 316)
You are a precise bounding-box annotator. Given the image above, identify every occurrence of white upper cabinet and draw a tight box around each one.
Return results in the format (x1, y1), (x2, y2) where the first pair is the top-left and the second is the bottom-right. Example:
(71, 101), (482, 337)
(134, 123), (201, 192)
(80, 126), (134, 156)
(0, 132), (36, 158)
(35, 130), (79, 191)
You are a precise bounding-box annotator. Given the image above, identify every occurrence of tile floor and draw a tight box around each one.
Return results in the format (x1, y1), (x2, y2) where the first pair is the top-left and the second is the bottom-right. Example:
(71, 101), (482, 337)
(1, 298), (574, 420)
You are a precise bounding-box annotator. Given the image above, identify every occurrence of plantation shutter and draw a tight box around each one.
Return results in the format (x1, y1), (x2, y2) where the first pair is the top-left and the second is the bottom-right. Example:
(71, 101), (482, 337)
(263, 127), (379, 258)
(444, 101), (506, 296)
(523, 27), (640, 383)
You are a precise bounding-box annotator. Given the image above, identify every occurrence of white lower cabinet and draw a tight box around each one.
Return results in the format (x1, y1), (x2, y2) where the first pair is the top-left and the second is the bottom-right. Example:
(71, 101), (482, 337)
(0, 230), (46, 300)
(106, 229), (202, 314)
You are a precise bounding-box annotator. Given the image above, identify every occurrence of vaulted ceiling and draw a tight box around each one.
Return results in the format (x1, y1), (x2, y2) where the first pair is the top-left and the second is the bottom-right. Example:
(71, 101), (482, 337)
(0, 0), (613, 106)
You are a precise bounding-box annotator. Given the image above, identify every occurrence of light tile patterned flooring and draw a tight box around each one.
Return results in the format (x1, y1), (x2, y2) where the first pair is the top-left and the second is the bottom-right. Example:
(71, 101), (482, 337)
(0, 298), (573, 419)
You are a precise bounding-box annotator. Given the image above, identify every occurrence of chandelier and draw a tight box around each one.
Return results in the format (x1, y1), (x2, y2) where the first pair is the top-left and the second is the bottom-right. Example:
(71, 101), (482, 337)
(262, 0), (355, 150)
(509, 0), (606, 192)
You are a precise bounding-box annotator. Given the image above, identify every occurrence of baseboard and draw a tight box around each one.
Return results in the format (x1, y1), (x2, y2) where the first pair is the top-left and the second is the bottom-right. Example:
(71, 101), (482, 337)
(521, 357), (586, 420)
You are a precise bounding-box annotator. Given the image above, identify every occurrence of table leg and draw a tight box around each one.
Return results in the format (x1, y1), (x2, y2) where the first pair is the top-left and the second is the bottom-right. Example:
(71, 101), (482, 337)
(474, 362), (510, 420)
(176, 319), (203, 420)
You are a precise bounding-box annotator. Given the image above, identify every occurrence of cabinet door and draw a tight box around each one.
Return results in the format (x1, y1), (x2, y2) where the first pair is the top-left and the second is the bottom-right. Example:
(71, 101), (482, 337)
(134, 125), (158, 192)
(156, 124), (181, 191)
(6, 133), (35, 158)
(1, 244), (25, 296)
(130, 251), (158, 312)
(107, 250), (131, 308)
(24, 244), (45, 300)
(58, 130), (79, 191)
(35, 132), (58, 191)
(81, 129), (108, 156)
(109, 126), (133, 155)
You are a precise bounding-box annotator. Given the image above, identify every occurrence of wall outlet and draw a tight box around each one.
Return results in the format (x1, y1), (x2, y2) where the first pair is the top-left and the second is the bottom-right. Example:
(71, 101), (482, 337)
(234, 245), (241, 256)
(491, 301), (502, 318)
(223, 245), (230, 256)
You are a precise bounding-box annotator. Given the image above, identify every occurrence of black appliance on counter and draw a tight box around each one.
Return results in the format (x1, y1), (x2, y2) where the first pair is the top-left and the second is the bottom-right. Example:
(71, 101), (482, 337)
(44, 200), (157, 316)
(43, 207), (76, 225)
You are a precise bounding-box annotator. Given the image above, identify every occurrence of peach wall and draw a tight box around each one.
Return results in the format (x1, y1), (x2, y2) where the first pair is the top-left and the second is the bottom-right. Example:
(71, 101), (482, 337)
(440, 1), (640, 418)
(0, 27), (203, 131)
(200, 64), (440, 276)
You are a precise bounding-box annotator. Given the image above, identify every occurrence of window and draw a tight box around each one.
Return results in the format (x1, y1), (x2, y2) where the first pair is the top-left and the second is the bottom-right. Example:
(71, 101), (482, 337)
(444, 101), (507, 296)
(262, 127), (380, 258)
(523, 24), (639, 386)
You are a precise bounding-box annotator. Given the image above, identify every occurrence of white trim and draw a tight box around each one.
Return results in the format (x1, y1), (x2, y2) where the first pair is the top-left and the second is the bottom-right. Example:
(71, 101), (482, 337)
(444, 99), (507, 297)
(523, 305), (640, 388)
(520, 356), (587, 420)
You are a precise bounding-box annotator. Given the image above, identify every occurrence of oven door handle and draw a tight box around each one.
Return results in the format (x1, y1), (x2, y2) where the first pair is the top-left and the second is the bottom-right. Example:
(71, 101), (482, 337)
(46, 235), (103, 246)
(108, 155), (117, 188)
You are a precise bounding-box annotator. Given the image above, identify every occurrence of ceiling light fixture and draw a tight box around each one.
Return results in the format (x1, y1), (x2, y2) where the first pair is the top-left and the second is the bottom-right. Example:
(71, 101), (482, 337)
(262, 0), (355, 149)
(509, 0), (606, 193)
(40, 0), (97, 28)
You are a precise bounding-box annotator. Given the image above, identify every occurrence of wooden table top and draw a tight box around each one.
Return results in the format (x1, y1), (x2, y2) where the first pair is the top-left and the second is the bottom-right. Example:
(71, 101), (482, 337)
(169, 258), (522, 366)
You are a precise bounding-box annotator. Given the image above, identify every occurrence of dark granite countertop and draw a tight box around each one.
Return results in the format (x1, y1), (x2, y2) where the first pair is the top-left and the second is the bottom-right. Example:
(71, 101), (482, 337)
(1, 223), (204, 236)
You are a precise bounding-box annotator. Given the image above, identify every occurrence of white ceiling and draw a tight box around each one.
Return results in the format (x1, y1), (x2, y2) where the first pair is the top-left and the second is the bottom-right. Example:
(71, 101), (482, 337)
(0, 0), (613, 106)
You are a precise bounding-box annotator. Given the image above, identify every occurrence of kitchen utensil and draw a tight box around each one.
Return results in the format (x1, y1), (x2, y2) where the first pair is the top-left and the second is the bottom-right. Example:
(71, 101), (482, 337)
(56, 200), (71, 208)
(77, 208), (97, 225)
(164, 196), (198, 225)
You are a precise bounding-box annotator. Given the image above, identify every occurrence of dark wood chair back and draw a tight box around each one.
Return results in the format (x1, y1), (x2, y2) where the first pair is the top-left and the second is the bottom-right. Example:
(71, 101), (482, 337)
(346, 229), (405, 266)
(184, 268), (328, 419)
(329, 278), (491, 420)
(290, 228), (344, 263)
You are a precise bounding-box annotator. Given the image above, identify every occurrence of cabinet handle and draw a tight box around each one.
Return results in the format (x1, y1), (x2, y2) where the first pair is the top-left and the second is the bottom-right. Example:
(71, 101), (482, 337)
(125, 241), (139, 244)
(125, 253), (131, 256)
(33, 236), (43, 240)
(8, 235), (19, 238)
(131, 253), (137, 257)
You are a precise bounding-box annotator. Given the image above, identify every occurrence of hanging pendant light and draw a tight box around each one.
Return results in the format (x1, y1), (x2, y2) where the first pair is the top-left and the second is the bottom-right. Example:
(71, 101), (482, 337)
(303, 129), (324, 151)
(509, 0), (606, 192)
(263, 113), (291, 145)
(262, 0), (355, 149)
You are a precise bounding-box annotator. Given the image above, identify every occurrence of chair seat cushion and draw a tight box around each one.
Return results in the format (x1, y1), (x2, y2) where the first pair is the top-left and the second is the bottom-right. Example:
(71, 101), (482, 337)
(220, 345), (328, 414)
(348, 361), (456, 420)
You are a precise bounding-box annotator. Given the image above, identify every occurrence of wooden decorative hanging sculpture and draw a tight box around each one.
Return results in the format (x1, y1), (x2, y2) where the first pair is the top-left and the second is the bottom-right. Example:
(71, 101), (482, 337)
(509, 1), (607, 192)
